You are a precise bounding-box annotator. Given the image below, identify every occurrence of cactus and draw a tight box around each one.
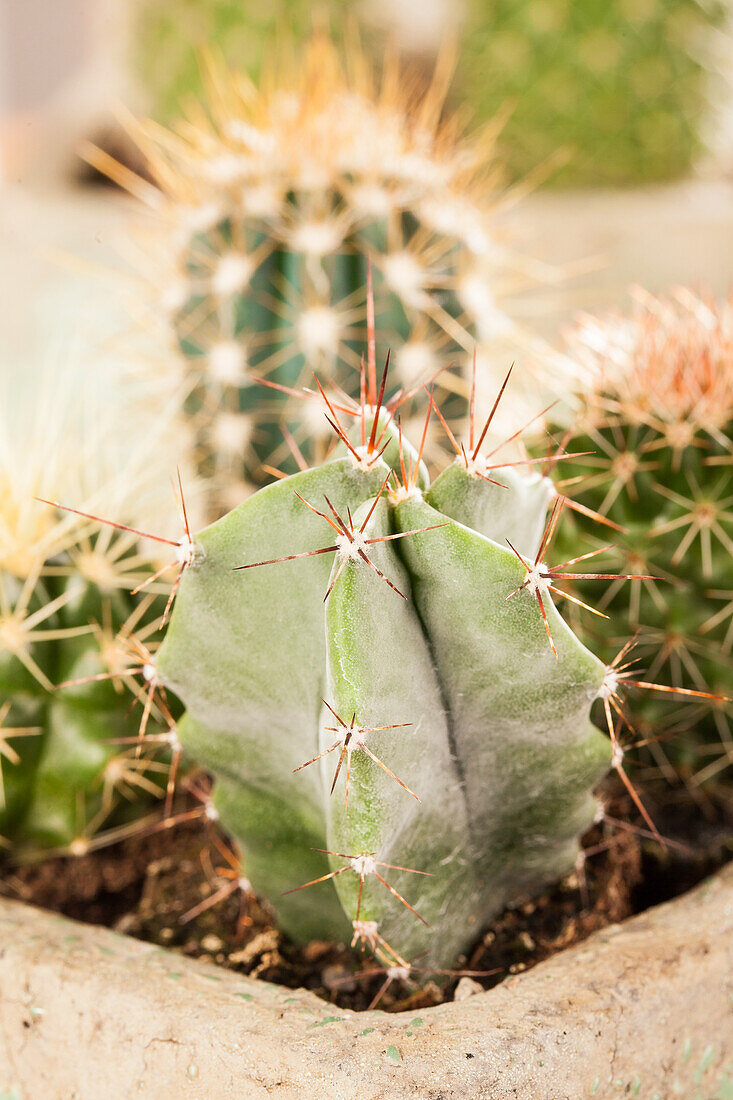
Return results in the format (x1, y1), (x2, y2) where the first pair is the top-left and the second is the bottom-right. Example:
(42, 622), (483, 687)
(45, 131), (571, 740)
(147, 353), (686, 968)
(0, 574), (171, 853)
(0, 358), (194, 855)
(132, 0), (337, 123)
(459, 0), (725, 187)
(99, 30), (569, 513)
(544, 289), (733, 787)
(25, 336), (716, 964)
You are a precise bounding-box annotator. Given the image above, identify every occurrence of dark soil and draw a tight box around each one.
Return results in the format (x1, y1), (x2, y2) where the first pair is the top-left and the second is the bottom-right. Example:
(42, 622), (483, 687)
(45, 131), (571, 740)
(1, 776), (730, 1013)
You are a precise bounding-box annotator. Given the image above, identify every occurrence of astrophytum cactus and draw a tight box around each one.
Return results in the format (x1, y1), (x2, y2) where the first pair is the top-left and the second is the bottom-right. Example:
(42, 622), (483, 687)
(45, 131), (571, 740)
(546, 288), (733, 788)
(94, 30), (571, 510)
(148, 354), (685, 968)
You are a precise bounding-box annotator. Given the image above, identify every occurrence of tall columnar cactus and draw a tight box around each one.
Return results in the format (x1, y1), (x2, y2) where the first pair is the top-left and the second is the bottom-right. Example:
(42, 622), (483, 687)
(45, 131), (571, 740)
(99, 31), (570, 511)
(545, 289), (733, 786)
(0, 359), (194, 855)
(459, 0), (725, 187)
(148, 360), (676, 967)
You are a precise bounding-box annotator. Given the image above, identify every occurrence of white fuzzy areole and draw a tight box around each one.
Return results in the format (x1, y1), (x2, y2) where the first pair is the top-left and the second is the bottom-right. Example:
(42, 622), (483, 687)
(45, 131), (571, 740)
(212, 253), (254, 299)
(389, 483), (422, 505)
(351, 919), (379, 949)
(346, 444), (383, 473)
(296, 306), (340, 356)
(598, 668), (620, 700)
(175, 535), (197, 567)
(349, 854), (377, 877)
(462, 452), (487, 479)
(289, 219), (344, 256)
(141, 662), (157, 684)
(207, 339), (246, 384)
(165, 729), (181, 751)
(382, 251), (427, 309)
(335, 530), (369, 563)
(386, 965), (412, 982)
(522, 563), (550, 597)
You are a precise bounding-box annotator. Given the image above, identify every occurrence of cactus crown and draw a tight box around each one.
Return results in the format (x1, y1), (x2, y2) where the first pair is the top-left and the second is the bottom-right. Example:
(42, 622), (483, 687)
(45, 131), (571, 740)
(570, 287), (733, 433)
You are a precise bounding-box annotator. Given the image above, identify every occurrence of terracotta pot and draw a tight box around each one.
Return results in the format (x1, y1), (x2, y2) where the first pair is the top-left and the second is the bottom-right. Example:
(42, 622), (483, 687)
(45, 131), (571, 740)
(0, 863), (730, 1099)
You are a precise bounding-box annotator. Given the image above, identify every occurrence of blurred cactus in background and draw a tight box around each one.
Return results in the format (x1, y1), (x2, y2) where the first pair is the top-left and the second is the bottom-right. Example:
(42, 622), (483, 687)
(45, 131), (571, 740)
(132, 0), (727, 190)
(102, 30), (570, 513)
(131, 0), (334, 123)
(460, 0), (726, 187)
(0, 358), (195, 855)
(545, 288), (733, 789)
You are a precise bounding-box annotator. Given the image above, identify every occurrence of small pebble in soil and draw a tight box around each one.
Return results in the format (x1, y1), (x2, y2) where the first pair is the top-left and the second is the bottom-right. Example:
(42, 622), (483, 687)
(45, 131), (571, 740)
(229, 930), (279, 965)
(303, 940), (334, 962)
(453, 977), (484, 1002)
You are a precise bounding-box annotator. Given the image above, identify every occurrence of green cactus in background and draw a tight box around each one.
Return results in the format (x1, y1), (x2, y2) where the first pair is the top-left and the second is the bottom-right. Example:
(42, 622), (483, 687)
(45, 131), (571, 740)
(0, 573), (171, 853)
(132, 0), (726, 190)
(102, 31), (567, 514)
(132, 0), (336, 123)
(544, 289), (733, 788)
(460, 0), (725, 187)
(150, 361), (640, 966)
(0, 359), (193, 856)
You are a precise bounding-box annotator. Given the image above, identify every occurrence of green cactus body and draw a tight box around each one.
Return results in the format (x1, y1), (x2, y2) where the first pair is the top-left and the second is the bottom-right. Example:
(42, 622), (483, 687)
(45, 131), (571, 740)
(0, 354), (198, 857)
(544, 291), (733, 784)
(0, 570), (168, 853)
(157, 414), (611, 965)
(460, 0), (725, 187)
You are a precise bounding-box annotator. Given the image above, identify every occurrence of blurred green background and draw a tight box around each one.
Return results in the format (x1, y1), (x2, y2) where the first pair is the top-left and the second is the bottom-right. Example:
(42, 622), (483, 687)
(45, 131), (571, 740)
(0, 0), (730, 189)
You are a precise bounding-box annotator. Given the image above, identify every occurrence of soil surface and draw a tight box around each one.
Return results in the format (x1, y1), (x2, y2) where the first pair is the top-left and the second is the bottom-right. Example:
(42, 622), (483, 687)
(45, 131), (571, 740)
(1, 775), (730, 1013)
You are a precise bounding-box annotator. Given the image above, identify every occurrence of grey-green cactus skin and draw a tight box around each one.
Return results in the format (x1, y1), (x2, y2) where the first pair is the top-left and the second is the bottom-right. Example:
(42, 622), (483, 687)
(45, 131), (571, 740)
(157, 444), (611, 965)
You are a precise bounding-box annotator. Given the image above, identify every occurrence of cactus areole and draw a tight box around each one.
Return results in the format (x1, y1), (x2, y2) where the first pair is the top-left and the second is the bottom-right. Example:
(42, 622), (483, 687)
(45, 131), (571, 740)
(155, 367), (613, 969)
